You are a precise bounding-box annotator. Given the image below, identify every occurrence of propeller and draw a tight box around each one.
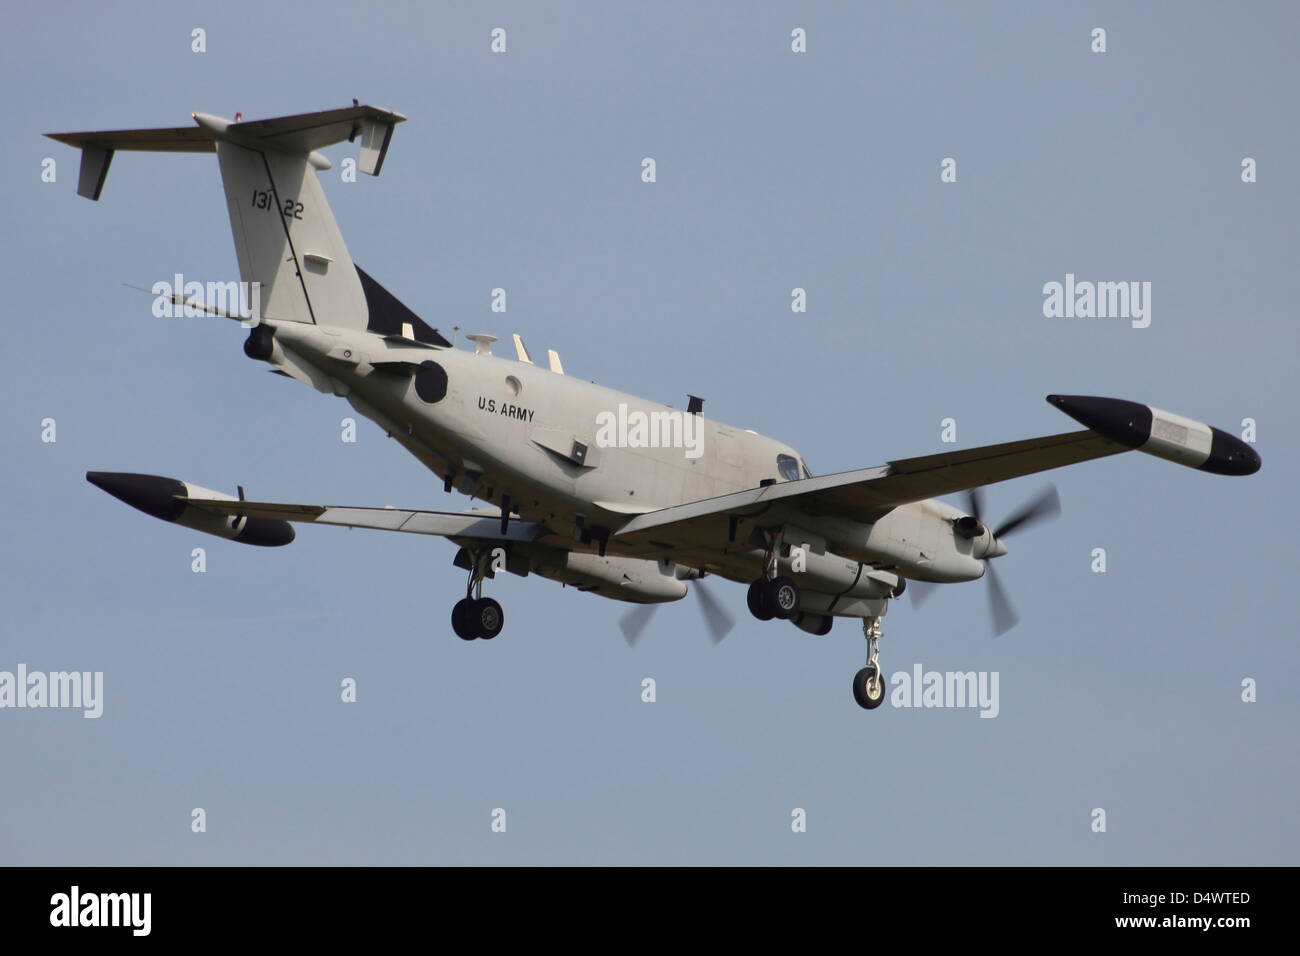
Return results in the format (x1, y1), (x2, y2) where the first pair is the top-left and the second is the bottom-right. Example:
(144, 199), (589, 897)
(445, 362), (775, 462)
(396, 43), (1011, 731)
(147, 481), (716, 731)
(985, 484), (1060, 540)
(620, 576), (736, 646)
(911, 484), (1061, 636)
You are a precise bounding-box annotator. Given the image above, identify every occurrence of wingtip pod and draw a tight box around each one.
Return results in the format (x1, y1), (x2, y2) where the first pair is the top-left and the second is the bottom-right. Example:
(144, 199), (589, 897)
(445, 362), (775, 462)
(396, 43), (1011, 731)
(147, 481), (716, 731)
(86, 471), (294, 546)
(1046, 395), (1260, 476)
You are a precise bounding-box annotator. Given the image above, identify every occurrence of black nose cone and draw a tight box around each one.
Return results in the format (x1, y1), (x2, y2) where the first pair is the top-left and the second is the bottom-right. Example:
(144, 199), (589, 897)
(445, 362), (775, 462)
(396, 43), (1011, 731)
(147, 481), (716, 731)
(1203, 428), (1262, 476)
(86, 472), (187, 521)
(1046, 394), (1152, 447)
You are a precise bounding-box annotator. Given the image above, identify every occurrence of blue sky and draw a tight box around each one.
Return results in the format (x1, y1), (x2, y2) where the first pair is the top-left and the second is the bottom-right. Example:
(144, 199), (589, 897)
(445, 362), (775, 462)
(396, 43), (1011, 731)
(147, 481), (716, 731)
(2, 1), (1296, 864)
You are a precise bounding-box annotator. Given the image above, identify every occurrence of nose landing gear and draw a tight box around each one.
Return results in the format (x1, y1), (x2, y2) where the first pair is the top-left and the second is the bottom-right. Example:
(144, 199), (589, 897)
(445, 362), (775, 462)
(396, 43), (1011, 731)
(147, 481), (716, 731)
(742, 530), (889, 710)
(852, 616), (886, 710)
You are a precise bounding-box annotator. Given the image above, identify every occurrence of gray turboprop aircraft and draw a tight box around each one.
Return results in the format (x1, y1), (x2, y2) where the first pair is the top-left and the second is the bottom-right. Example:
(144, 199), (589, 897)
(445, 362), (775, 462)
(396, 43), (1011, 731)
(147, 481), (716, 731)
(49, 105), (1261, 710)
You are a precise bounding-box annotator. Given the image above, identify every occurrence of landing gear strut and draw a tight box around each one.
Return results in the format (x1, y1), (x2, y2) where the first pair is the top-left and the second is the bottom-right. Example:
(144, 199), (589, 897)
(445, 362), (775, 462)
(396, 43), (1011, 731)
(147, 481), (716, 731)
(452, 549), (506, 641)
(852, 616), (886, 709)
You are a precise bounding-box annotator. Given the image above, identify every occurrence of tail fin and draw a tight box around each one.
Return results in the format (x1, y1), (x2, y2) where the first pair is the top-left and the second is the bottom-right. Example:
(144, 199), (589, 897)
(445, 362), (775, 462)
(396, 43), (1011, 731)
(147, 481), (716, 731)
(47, 105), (405, 331)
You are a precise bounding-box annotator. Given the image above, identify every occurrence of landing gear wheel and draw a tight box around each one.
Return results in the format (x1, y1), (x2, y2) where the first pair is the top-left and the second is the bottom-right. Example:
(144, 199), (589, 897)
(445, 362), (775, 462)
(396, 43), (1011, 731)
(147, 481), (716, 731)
(746, 579), (774, 621)
(452, 598), (477, 640)
(767, 576), (800, 620)
(853, 665), (886, 710)
(472, 597), (504, 640)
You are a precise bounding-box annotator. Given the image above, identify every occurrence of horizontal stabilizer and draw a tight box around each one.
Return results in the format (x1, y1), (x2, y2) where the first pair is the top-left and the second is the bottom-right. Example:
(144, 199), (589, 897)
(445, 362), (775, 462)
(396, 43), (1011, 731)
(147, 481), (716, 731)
(46, 125), (215, 153)
(47, 104), (404, 155)
(46, 104), (405, 200)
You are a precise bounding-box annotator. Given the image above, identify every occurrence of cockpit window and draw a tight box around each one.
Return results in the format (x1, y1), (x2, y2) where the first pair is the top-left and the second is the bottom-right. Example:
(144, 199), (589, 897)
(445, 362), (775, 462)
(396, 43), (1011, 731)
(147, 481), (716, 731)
(801, 461), (813, 479)
(777, 454), (801, 481)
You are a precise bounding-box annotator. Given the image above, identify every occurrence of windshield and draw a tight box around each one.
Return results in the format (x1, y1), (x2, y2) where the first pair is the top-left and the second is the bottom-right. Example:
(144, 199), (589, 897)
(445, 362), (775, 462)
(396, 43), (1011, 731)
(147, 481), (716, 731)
(777, 454), (801, 481)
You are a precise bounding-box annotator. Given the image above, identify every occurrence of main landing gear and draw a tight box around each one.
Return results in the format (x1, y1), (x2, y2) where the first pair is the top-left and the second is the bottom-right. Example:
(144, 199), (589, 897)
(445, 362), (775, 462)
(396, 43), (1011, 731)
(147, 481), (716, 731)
(744, 529), (888, 711)
(746, 533), (801, 621)
(745, 576), (802, 620)
(852, 616), (886, 710)
(452, 549), (505, 641)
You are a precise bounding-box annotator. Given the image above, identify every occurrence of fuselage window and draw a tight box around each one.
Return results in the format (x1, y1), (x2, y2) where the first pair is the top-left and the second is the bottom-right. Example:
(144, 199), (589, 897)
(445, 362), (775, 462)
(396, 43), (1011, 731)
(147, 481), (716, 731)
(777, 454), (800, 481)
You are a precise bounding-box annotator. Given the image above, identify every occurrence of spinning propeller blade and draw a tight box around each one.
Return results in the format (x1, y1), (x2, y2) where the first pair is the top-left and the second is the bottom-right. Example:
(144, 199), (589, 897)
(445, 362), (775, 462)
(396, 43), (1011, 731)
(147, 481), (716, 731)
(984, 560), (1019, 637)
(911, 483), (1060, 636)
(620, 576), (736, 647)
(693, 578), (736, 644)
(619, 604), (657, 646)
(993, 485), (1061, 539)
(908, 578), (941, 609)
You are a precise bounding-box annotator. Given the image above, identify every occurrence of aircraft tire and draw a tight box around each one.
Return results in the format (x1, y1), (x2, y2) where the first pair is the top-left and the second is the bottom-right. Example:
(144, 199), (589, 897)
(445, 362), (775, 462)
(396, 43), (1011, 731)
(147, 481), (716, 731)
(473, 597), (505, 640)
(452, 598), (477, 640)
(767, 576), (800, 620)
(746, 579), (774, 621)
(853, 665), (886, 710)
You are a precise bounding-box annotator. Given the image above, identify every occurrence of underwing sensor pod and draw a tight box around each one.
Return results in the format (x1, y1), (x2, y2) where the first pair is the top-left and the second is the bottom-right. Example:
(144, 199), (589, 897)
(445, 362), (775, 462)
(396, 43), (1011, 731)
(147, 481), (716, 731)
(86, 473), (295, 546)
(52, 103), (1262, 712)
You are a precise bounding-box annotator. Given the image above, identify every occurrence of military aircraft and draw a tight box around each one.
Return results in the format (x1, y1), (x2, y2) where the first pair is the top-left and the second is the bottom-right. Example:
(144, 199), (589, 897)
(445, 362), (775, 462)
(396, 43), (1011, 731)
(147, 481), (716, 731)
(48, 104), (1261, 710)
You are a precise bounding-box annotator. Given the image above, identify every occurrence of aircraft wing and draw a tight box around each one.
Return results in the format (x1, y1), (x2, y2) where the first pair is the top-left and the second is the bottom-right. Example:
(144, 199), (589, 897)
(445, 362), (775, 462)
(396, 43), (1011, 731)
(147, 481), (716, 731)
(185, 498), (548, 543)
(86, 470), (551, 546)
(615, 429), (1128, 550)
(616, 392), (1261, 553)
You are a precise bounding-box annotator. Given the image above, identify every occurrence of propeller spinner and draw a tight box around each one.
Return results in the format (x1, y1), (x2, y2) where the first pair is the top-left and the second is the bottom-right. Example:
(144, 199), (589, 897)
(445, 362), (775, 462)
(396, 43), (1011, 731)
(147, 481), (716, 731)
(911, 484), (1061, 636)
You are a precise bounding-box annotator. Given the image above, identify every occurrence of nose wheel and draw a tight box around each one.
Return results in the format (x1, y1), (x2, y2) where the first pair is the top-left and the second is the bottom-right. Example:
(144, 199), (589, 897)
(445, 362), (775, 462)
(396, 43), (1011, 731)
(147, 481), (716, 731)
(852, 616), (886, 710)
(853, 665), (886, 709)
(452, 550), (506, 641)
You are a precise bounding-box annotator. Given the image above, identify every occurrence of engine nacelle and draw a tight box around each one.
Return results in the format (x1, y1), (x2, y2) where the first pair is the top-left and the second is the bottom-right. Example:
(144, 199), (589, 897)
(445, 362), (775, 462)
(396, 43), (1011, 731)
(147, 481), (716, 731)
(784, 507), (986, 583)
